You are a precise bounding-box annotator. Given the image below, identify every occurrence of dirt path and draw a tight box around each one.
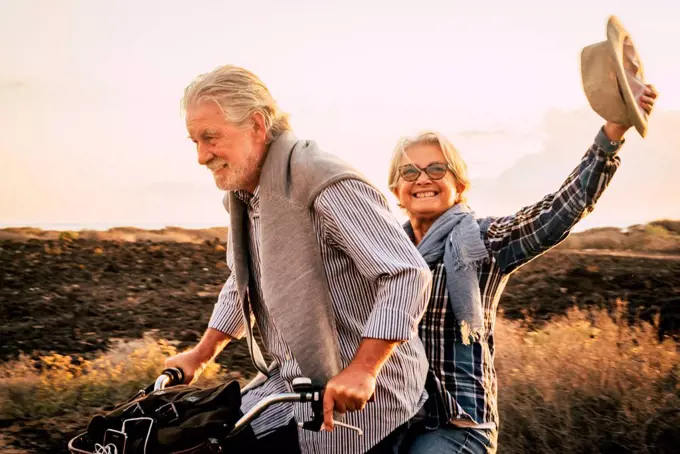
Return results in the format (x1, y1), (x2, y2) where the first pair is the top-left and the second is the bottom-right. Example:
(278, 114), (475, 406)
(558, 248), (680, 261)
(502, 249), (680, 339)
(2, 238), (678, 367)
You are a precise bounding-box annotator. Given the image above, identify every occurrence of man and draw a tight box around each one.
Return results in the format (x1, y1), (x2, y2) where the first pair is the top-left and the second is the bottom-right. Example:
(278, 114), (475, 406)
(165, 65), (433, 454)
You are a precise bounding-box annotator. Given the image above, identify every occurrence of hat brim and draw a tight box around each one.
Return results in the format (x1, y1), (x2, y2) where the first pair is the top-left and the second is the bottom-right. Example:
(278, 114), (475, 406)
(606, 16), (648, 137)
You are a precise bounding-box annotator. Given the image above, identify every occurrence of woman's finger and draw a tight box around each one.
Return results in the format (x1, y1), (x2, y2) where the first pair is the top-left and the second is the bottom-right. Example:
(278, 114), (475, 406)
(645, 84), (659, 98)
(640, 95), (655, 106)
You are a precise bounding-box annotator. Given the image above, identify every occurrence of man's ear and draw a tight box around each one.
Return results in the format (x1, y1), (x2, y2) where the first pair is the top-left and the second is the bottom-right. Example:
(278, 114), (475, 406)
(251, 111), (267, 143)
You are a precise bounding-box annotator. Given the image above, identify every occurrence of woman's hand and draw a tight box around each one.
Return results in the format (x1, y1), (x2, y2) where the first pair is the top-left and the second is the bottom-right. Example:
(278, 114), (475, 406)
(604, 84), (658, 140)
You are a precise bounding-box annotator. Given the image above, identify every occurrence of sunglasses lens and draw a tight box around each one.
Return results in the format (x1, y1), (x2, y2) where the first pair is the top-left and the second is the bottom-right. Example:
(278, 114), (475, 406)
(427, 164), (448, 180)
(400, 165), (421, 181)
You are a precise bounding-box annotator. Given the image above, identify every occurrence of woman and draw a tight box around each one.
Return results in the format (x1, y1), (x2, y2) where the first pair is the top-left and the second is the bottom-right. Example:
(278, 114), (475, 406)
(389, 86), (658, 453)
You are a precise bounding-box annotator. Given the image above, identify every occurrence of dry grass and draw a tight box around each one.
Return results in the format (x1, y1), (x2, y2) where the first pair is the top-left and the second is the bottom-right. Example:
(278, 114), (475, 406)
(496, 302), (680, 453)
(1, 308), (678, 453)
(0, 336), (242, 423)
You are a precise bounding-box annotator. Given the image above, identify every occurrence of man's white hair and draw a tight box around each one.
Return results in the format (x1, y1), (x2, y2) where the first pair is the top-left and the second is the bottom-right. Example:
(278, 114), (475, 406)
(182, 65), (291, 144)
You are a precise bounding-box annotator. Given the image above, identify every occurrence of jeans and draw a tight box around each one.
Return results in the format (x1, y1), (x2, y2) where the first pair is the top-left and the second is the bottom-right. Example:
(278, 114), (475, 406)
(365, 421), (411, 454)
(405, 425), (496, 454)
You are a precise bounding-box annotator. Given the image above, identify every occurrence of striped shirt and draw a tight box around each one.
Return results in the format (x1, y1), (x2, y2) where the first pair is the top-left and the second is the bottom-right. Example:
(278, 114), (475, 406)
(416, 127), (623, 433)
(209, 179), (432, 453)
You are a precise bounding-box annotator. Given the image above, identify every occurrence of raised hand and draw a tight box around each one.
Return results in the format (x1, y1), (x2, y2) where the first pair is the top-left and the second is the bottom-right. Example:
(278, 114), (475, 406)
(637, 83), (658, 116)
(605, 83), (658, 140)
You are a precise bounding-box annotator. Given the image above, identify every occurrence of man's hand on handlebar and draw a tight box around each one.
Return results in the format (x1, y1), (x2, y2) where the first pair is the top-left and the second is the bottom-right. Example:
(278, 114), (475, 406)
(164, 328), (232, 384)
(322, 363), (376, 431)
(164, 348), (208, 384)
(322, 338), (401, 431)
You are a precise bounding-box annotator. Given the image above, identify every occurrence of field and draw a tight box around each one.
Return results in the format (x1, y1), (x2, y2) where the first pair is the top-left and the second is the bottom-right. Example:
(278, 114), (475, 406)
(1, 224), (679, 453)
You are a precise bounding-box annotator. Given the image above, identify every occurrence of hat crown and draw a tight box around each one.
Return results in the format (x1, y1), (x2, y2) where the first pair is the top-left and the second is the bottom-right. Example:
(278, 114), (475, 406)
(580, 15), (648, 137)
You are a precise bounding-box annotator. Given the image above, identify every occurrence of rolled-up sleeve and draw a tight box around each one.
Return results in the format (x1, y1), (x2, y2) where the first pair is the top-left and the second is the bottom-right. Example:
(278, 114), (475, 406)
(313, 179), (432, 341)
(208, 232), (248, 339)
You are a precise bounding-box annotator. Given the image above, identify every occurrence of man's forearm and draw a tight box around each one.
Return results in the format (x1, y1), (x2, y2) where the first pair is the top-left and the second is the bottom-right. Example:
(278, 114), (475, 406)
(349, 338), (402, 378)
(195, 327), (232, 362)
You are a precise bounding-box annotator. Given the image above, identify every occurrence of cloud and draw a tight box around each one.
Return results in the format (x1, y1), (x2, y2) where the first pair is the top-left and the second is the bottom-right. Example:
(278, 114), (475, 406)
(456, 128), (539, 142)
(467, 107), (680, 228)
(0, 79), (28, 91)
(457, 129), (509, 138)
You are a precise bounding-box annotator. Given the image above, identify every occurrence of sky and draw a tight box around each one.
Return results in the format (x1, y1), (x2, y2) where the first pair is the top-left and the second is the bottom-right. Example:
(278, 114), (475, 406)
(1, 0), (679, 230)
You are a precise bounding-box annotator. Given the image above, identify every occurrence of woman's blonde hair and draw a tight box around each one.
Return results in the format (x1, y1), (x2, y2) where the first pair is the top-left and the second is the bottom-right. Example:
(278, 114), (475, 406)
(181, 65), (291, 144)
(387, 131), (471, 204)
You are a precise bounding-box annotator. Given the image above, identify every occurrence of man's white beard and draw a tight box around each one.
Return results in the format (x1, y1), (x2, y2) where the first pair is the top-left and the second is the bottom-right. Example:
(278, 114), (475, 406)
(211, 146), (259, 191)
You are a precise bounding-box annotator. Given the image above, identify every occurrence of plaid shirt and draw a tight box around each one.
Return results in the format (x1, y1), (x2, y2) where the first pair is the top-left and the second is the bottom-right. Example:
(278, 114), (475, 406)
(414, 127), (623, 430)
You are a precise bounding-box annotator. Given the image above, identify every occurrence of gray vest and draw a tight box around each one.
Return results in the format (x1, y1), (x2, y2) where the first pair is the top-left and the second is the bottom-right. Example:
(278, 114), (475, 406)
(223, 132), (375, 387)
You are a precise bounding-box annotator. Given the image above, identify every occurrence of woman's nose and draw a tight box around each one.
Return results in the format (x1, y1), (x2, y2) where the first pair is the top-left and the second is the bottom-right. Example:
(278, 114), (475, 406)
(415, 171), (432, 183)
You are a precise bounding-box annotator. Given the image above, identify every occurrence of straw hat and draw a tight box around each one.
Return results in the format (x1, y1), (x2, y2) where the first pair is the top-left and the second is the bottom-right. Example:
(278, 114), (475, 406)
(581, 16), (649, 137)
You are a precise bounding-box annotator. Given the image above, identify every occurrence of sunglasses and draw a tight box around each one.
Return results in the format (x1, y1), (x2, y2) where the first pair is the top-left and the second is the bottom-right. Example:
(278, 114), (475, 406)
(398, 162), (449, 182)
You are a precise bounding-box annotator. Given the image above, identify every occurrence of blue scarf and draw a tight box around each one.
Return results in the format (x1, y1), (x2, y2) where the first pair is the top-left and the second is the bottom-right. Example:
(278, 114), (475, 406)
(405, 204), (488, 343)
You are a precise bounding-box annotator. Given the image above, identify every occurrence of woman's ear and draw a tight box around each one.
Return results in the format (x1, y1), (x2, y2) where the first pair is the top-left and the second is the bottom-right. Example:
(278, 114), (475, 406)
(390, 186), (404, 209)
(455, 181), (466, 201)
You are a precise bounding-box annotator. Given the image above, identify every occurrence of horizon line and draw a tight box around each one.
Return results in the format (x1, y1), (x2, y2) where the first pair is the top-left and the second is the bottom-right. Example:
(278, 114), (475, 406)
(2, 218), (678, 234)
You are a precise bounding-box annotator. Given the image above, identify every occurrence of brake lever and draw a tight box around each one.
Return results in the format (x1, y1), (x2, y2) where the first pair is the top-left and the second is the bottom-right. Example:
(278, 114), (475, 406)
(291, 377), (363, 436)
(326, 420), (364, 436)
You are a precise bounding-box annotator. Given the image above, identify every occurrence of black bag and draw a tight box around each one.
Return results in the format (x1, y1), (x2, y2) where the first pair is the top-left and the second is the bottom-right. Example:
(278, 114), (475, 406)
(86, 380), (257, 453)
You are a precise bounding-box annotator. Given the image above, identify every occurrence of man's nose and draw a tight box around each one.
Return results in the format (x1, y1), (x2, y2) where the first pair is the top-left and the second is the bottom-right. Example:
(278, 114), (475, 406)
(197, 144), (213, 166)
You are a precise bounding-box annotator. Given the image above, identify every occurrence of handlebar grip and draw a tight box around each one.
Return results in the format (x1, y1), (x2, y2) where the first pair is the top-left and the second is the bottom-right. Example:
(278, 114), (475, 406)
(291, 376), (375, 432)
(161, 367), (185, 386)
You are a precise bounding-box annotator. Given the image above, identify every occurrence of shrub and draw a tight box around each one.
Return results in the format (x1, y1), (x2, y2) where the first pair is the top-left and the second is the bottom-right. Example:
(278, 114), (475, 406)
(0, 336), (238, 421)
(495, 303), (680, 453)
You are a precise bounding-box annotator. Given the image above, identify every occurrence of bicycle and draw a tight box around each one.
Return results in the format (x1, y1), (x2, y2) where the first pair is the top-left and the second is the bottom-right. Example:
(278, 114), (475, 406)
(68, 368), (362, 454)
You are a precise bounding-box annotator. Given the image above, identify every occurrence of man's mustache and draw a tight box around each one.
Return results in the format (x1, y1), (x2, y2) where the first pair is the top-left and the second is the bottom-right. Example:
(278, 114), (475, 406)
(206, 158), (227, 172)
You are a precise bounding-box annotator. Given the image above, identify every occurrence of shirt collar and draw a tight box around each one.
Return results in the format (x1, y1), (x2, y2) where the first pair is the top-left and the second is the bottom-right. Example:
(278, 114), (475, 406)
(234, 186), (260, 211)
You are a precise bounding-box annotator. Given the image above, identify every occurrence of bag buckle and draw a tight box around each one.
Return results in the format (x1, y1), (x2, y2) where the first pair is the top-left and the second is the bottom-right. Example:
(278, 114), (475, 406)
(122, 402), (145, 418)
(155, 402), (179, 424)
(126, 389), (145, 403)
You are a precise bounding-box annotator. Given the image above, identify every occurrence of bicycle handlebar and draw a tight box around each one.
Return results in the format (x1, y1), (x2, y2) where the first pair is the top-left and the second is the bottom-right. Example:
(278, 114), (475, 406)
(230, 391), (317, 435)
(154, 367), (184, 391)
(152, 369), (363, 437)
